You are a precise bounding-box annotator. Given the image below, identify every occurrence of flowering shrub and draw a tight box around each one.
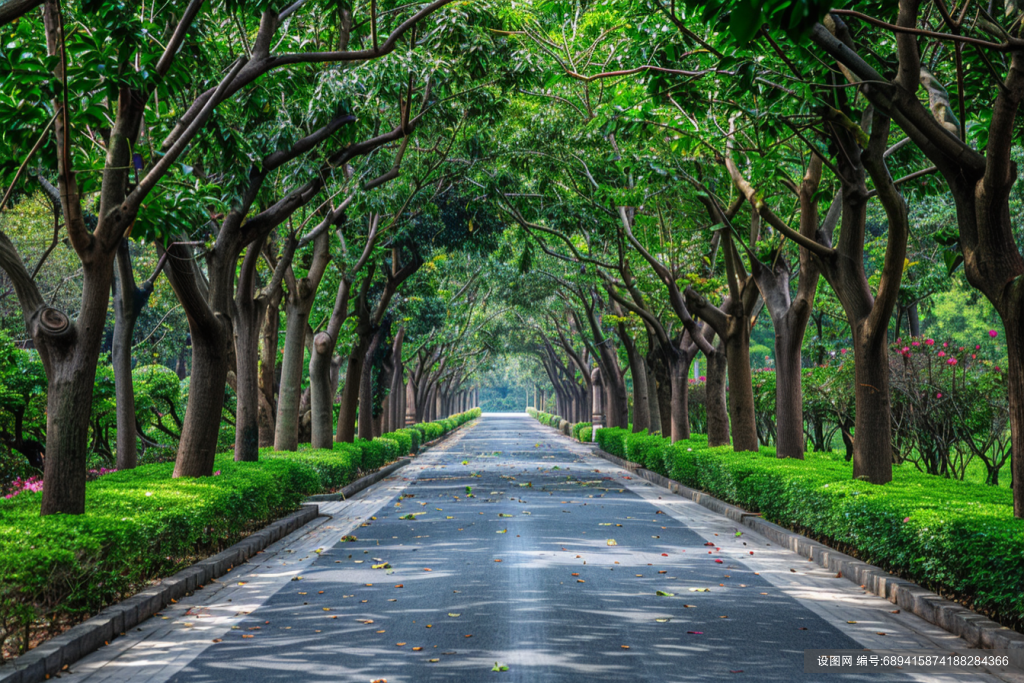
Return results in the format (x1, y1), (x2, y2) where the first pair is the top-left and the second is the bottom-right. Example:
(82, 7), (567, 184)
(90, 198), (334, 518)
(3, 468), (118, 499)
(890, 336), (1008, 482)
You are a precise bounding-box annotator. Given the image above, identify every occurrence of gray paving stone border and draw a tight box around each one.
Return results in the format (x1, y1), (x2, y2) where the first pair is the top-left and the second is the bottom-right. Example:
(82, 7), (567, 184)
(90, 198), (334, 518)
(306, 457), (411, 501)
(577, 438), (1024, 668)
(0, 417), (480, 683)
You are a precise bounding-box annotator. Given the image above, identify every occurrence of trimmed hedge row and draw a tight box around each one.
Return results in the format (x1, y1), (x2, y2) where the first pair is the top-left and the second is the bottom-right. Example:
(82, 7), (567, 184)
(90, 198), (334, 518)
(525, 410), (594, 442)
(0, 408), (481, 661)
(572, 422), (592, 442)
(594, 428), (1024, 627)
(525, 407), (562, 427)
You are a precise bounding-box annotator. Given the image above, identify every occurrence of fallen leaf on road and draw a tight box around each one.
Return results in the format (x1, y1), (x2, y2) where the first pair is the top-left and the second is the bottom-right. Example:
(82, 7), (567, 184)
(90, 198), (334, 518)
(396, 643), (406, 646)
(655, 618), (670, 623)
(656, 591), (674, 597)
(689, 588), (710, 592)
(607, 539), (617, 546)
(413, 647), (423, 651)
(687, 631), (703, 635)
(211, 639), (222, 643)
(448, 613), (461, 617)
(492, 662), (509, 672)
(621, 645), (630, 649)
(429, 658), (440, 663)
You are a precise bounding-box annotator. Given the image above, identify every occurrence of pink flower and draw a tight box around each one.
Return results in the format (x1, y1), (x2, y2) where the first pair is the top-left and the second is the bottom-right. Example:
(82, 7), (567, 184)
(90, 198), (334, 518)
(936, 392), (943, 398)
(989, 329), (998, 338)
(975, 344), (981, 350)
(896, 338), (902, 344)
(924, 338), (935, 346)
(947, 358), (957, 365)
(958, 347), (964, 351)
(213, 470), (221, 476)
(901, 346), (910, 356)
(840, 348), (847, 354)
(912, 341), (920, 347)
(937, 351), (945, 358)
(971, 354), (976, 359)
(903, 517), (911, 523)
(995, 366), (1001, 372)
(943, 342), (948, 348)
(699, 376), (706, 381)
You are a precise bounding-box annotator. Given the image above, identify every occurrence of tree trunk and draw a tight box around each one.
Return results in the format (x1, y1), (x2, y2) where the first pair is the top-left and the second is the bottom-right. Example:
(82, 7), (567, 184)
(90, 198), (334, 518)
(274, 299), (311, 450)
(726, 325), (762, 447)
(336, 334), (370, 443)
(111, 242), (149, 471)
(258, 289), (281, 447)
(668, 352), (691, 442)
(705, 338), (730, 447)
(850, 324), (894, 484)
(173, 324), (231, 478)
(233, 291), (265, 461)
(309, 332), (337, 448)
(620, 330), (650, 433)
(1003, 306), (1024, 517)
(773, 324), (804, 459)
(358, 326), (386, 440)
(646, 356), (662, 435)
(649, 345), (672, 434)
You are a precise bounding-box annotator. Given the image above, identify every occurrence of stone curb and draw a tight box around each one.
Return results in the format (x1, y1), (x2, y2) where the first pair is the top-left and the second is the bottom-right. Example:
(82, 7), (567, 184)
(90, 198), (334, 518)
(306, 457), (412, 502)
(0, 504), (320, 683)
(584, 444), (1024, 669)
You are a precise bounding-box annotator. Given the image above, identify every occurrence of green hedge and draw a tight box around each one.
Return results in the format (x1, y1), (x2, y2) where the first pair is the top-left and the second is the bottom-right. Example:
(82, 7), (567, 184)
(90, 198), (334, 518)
(572, 422), (592, 442)
(594, 431), (1024, 627)
(0, 455), (321, 659)
(0, 408), (482, 659)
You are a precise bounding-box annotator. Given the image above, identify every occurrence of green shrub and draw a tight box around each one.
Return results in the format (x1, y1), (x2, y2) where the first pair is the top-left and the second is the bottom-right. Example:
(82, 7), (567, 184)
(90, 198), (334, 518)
(0, 455), (320, 659)
(381, 430), (412, 456)
(572, 422), (591, 441)
(624, 432), (671, 476)
(356, 439), (387, 470)
(654, 439), (1024, 625)
(262, 445), (361, 491)
(397, 428), (420, 453)
(595, 427), (630, 457)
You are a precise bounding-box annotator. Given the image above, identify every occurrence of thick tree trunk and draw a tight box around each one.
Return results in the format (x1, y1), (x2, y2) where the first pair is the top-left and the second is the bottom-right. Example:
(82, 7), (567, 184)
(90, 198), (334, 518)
(1004, 308), (1024, 518)
(233, 293), (265, 461)
(773, 324), (804, 459)
(173, 325), (231, 478)
(705, 338), (730, 447)
(257, 290), (281, 447)
(850, 324), (893, 484)
(668, 353), (691, 442)
(358, 327), (386, 440)
(111, 246), (145, 470)
(649, 346), (672, 434)
(309, 334), (336, 449)
(646, 357), (662, 436)
(621, 332), (650, 433)
(274, 299), (311, 451)
(336, 334), (370, 443)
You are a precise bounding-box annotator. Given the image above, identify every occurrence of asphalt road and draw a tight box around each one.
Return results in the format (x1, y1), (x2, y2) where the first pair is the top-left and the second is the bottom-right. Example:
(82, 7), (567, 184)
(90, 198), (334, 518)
(157, 414), (924, 683)
(66, 414), (1011, 683)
